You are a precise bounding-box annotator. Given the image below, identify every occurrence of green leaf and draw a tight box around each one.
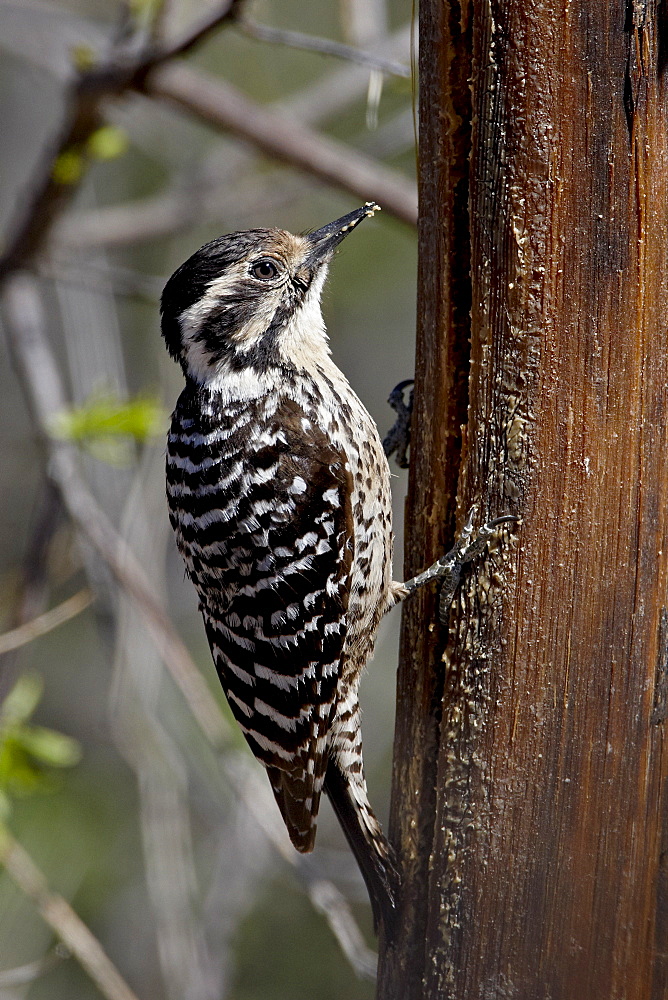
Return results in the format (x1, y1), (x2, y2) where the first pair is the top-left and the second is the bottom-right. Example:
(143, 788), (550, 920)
(14, 727), (81, 768)
(0, 675), (81, 809)
(52, 149), (84, 185)
(49, 393), (166, 452)
(87, 126), (129, 162)
(0, 676), (43, 727)
(70, 44), (97, 72)
(0, 738), (48, 795)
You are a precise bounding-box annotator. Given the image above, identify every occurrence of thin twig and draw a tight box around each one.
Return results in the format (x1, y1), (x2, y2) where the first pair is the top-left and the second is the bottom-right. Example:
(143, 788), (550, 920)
(141, 0), (244, 68)
(145, 64), (417, 226)
(0, 948), (67, 988)
(277, 23), (413, 123)
(110, 452), (219, 998)
(0, 824), (143, 1000)
(238, 19), (410, 77)
(52, 165), (307, 251)
(225, 756), (377, 980)
(0, 81), (110, 279)
(309, 880), (377, 980)
(0, 589), (93, 656)
(3, 479), (63, 681)
(39, 257), (164, 301)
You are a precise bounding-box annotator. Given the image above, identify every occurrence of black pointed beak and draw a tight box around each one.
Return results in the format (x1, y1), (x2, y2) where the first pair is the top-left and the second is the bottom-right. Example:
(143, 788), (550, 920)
(305, 202), (381, 265)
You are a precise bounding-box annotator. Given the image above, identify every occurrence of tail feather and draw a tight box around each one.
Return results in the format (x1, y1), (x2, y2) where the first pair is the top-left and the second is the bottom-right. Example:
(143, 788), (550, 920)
(267, 765), (322, 853)
(324, 758), (400, 931)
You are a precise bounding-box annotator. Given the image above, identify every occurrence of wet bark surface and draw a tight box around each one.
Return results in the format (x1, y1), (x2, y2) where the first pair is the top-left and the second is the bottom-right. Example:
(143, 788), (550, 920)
(378, 2), (668, 998)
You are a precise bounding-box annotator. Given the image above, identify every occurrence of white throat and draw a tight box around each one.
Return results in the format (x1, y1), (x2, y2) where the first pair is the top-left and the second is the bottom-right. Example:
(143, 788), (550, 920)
(276, 266), (331, 375)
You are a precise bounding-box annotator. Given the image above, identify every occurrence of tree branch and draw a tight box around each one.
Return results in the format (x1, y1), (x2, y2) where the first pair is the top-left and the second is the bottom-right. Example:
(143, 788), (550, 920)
(145, 63), (417, 226)
(309, 879), (378, 979)
(0, 1), (243, 280)
(0, 588), (93, 656)
(139, 0), (244, 69)
(0, 824), (143, 1000)
(0, 949), (66, 988)
(51, 169), (307, 251)
(238, 19), (411, 77)
(0, 11), (414, 282)
(52, 28), (416, 252)
(52, 102), (415, 252)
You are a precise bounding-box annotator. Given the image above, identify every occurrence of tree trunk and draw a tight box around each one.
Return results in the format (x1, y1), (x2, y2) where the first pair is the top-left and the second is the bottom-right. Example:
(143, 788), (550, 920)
(377, 2), (668, 998)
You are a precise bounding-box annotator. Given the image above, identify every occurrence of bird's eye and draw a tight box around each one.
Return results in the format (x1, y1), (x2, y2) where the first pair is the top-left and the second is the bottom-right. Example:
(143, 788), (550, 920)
(251, 259), (279, 280)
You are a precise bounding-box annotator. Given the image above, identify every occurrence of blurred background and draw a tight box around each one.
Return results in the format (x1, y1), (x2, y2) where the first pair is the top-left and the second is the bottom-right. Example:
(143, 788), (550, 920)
(0, 1), (417, 997)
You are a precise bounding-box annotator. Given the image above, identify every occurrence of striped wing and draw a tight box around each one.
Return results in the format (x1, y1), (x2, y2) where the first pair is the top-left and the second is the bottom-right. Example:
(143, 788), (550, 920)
(196, 399), (354, 851)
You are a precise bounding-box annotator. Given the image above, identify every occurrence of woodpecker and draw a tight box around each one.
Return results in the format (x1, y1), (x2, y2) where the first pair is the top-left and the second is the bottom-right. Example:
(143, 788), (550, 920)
(160, 204), (513, 930)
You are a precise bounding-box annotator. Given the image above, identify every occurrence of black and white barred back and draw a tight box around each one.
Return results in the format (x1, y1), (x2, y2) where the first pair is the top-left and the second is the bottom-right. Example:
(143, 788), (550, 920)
(161, 205), (402, 927)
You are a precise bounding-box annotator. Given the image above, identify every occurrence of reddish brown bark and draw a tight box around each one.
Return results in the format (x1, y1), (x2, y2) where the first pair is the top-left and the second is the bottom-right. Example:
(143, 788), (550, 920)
(378, 2), (668, 997)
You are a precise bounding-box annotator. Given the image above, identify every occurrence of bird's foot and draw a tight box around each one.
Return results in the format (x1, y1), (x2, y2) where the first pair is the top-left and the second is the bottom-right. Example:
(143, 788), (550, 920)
(401, 508), (519, 623)
(382, 379), (413, 469)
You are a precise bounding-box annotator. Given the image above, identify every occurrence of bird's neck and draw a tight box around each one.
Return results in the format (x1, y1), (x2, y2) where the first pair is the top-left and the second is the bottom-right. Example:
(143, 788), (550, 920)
(187, 320), (340, 405)
(184, 345), (352, 418)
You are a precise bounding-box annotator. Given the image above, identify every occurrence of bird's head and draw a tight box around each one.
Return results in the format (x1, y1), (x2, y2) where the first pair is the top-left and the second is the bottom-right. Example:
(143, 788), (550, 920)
(161, 202), (380, 385)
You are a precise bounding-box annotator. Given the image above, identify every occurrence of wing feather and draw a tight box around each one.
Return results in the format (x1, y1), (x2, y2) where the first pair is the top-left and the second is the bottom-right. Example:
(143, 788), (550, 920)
(196, 397), (354, 850)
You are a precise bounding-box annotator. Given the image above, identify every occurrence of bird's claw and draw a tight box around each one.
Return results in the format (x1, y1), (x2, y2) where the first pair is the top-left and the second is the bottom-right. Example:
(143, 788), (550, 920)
(382, 379), (413, 469)
(437, 512), (519, 623)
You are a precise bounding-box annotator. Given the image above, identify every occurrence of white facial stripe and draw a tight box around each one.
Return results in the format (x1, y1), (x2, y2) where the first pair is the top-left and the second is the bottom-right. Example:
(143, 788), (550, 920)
(177, 252), (331, 386)
(178, 262), (282, 383)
